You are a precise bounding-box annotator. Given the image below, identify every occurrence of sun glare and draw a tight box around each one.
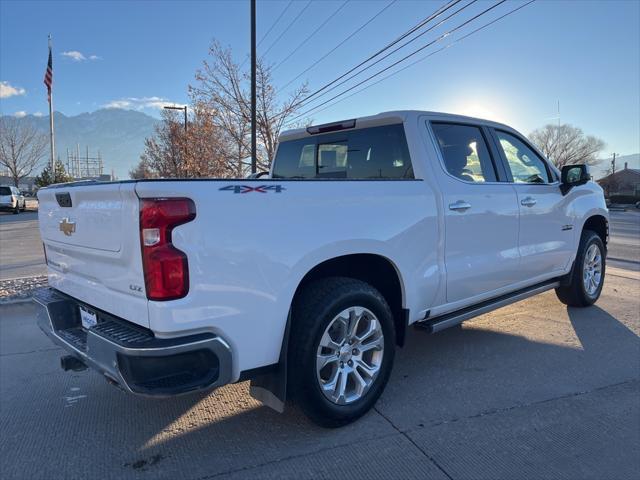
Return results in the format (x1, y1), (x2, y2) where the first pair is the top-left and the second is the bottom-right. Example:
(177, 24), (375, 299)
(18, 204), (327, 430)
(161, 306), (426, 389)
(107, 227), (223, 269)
(456, 103), (506, 123)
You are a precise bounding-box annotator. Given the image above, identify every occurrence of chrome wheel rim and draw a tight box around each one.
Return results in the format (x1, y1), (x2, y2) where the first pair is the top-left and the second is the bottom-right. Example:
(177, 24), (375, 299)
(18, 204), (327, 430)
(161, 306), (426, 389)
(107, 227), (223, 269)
(583, 243), (603, 296)
(316, 306), (384, 405)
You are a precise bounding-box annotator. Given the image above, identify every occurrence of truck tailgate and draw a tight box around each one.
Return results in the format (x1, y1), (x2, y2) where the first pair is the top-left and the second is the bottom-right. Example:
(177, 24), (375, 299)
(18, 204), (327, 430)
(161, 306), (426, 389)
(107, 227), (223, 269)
(38, 183), (149, 328)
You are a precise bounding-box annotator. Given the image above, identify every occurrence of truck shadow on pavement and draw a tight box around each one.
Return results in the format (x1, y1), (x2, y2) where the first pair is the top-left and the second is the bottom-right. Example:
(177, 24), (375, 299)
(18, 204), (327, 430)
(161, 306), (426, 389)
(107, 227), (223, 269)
(117, 302), (639, 477)
(1, 298), (638, 479)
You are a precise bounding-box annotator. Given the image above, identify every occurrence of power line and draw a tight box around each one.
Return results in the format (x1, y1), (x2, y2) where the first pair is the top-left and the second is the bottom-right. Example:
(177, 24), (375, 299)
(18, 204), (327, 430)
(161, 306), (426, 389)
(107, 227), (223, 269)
(287, 0), (536, 123)
(295, 0), (464, 106)
(240, 0), (295, 69)
(280, 0), (398, 91)
(272, 0), (350, 72)
(298, 0), (479, 108)
(287, 0), (511, 123)
(262, 0), (314, 58)
(258, 0), (294, 47)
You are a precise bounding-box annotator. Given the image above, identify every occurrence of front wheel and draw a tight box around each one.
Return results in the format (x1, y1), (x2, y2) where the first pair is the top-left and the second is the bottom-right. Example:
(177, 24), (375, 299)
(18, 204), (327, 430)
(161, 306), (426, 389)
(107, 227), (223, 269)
(289, 277), (395, 428)
(555, 230), (606, 307)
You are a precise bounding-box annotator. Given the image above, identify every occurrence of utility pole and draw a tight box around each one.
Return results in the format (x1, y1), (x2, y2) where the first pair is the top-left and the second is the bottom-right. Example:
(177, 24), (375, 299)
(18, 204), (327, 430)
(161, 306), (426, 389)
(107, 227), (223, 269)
(611, 153), (617, 175)
(250, 0), (257, 174)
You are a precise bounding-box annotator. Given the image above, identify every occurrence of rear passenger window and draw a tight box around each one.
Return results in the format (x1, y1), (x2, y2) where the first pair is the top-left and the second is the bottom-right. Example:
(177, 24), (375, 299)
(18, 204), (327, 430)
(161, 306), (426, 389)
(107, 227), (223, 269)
(495, 131), (551, 184)
(272, 124), (413, 179)
(431, 123), (497, 183)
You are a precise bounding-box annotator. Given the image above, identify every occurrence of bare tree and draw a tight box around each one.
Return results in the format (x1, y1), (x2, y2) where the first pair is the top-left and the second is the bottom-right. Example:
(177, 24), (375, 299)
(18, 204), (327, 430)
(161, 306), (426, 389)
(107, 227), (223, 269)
(190, 40), (309, 173)
(529, 124), (605, 168)
(0, 118), (48, 186)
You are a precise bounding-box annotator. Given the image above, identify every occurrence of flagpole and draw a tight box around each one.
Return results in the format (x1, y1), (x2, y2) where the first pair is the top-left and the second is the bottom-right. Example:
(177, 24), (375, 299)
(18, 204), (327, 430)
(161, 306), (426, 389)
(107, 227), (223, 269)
(47, 34), (55, 174)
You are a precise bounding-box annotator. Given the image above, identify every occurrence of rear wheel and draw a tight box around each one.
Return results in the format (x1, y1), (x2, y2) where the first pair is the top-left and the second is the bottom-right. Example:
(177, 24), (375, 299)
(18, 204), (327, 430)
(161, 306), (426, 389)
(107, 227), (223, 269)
(13, 203), (19, 214)
(555, 230), (605, 307)
(289, 277), (395, 428)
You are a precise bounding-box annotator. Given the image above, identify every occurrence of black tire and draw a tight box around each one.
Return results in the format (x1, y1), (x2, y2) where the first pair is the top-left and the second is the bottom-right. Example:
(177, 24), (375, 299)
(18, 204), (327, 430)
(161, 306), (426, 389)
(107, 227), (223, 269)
(13, 204), (19, 214)
(555, 230), (606, 307)
(288, 277), (395, 428)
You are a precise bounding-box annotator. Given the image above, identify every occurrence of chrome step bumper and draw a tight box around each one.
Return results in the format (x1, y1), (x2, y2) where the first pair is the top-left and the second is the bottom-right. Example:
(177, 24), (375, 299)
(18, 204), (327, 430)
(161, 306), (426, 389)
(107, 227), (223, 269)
(33, 287), (233, 396)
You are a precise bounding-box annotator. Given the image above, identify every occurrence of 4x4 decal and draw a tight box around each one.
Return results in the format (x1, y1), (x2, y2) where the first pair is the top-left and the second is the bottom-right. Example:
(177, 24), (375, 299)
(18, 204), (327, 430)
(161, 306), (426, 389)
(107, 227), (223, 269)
(219, 185), (285, 194)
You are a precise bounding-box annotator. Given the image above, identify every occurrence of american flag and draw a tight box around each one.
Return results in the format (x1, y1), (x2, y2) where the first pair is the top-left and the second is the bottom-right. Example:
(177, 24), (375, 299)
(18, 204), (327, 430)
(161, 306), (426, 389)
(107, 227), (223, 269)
(43, 45), (53, 101)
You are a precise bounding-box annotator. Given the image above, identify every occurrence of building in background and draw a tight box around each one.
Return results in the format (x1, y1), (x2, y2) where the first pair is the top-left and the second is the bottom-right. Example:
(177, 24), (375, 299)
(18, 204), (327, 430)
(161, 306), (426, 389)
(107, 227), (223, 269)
(597, 163), (640, 201)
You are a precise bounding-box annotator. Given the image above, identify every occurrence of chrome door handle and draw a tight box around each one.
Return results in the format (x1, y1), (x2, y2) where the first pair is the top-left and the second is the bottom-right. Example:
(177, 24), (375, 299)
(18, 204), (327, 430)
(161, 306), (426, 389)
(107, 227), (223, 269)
(521, 197), (537, 207)
(449, 200), (471, 212)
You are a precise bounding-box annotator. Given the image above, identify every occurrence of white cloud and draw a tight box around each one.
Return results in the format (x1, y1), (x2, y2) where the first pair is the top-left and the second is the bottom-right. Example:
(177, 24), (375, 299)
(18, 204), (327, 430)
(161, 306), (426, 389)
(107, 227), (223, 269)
(14, 111), (27, 118)
(61, 51), (101, 62)
(103, 96), (185, 111)
(62, 51), (86, 61)
(33, 112), (44, 117)
(0, 81), (26, 98)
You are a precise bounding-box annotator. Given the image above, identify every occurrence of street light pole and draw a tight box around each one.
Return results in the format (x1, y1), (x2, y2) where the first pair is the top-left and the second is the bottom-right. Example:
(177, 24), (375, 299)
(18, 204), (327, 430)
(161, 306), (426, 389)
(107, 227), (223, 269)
(164, 105), (188, 132)
(250, 0), (257, 174)
(164, 105), (188, 177)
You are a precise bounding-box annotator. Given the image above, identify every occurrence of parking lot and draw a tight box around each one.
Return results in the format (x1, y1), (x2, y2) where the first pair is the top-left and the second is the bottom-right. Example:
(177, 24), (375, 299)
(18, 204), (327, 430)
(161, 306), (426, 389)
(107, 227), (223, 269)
(0, 208), (639, 479)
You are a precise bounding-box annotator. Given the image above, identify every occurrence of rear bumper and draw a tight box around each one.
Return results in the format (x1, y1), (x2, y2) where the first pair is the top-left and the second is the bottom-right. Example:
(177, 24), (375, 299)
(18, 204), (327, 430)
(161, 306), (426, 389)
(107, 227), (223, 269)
(33, 287), (233, 396)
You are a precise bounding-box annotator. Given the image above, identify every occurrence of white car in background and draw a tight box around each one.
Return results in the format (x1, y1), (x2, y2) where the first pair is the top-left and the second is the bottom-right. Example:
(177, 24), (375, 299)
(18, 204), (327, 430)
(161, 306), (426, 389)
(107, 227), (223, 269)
(0, 185), (26, 214)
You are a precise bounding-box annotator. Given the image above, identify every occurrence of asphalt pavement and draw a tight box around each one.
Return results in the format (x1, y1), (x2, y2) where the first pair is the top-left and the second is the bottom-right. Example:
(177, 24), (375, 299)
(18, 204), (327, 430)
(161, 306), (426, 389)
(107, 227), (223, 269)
(608, 210), (640, 270)
(0, 270), (639, 479)
(0, 211), (44, 280)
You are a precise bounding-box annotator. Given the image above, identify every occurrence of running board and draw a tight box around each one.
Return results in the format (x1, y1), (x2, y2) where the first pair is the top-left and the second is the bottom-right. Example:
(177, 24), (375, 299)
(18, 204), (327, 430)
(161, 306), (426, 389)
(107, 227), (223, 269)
(415, 279), (561, 333)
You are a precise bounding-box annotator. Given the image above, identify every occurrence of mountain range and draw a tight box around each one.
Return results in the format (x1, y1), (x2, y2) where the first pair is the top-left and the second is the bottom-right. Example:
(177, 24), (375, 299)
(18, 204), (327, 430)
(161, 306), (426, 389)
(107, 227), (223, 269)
(1, 109), (158, 179)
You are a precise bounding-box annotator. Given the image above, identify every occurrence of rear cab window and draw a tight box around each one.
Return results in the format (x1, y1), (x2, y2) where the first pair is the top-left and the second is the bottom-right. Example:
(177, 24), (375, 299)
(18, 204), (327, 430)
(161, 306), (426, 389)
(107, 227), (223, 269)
(272, 124), (414, 179)
(0, 187), (12, 196)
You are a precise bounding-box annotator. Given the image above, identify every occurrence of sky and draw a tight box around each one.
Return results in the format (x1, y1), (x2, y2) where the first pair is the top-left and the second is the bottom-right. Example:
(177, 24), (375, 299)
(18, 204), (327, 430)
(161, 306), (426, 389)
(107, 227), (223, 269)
(1, 0), (639, 156)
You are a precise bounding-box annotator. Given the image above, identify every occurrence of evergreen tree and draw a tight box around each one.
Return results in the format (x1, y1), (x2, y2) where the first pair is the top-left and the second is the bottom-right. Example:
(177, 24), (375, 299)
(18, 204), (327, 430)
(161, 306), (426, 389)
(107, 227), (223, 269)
(35, 160), (72, 188)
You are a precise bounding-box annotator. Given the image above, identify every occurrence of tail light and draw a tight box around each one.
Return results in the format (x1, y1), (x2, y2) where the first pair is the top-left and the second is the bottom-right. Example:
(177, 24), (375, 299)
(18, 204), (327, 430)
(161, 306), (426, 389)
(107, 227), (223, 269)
(139, 198), (196, 301)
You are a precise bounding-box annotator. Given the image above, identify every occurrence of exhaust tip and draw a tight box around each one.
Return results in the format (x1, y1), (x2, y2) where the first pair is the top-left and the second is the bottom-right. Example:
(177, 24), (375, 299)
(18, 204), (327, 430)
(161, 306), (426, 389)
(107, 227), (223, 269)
(60, 355), (87, 372)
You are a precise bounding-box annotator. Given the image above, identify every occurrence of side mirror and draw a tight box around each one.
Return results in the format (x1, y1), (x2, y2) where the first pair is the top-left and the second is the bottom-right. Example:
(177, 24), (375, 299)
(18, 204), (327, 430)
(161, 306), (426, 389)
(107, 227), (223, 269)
(560, 164), (590, 195)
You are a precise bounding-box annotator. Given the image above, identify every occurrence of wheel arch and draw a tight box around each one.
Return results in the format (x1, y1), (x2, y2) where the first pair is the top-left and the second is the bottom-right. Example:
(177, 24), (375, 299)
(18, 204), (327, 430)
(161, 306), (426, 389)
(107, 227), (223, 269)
(582, 214), (608, 249)
(292, 253), (408, 347)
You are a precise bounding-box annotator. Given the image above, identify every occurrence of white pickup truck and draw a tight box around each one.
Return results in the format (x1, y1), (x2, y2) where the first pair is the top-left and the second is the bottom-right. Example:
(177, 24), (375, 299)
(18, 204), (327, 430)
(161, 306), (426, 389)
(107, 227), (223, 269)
(35, 111), (608, 427)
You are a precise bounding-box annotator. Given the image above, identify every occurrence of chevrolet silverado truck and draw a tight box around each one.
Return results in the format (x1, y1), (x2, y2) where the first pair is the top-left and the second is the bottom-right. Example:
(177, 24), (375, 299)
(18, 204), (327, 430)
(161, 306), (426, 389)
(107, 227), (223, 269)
(34, 111), (608, 427)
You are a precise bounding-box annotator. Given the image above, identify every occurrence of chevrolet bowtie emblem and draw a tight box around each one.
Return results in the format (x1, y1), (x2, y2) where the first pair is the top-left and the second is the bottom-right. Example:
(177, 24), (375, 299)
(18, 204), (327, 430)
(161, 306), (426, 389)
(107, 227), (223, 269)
(59, 218), (76, 236)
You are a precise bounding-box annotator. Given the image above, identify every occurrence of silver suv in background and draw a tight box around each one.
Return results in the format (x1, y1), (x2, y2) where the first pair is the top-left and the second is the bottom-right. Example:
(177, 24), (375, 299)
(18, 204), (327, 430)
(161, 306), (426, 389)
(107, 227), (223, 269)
(0, 185), (26, 214)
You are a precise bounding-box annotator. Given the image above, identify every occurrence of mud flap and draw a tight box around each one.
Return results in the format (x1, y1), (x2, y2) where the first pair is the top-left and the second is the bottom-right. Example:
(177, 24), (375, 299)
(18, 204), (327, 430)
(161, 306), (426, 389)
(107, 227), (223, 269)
(249, 311), (291, 413)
